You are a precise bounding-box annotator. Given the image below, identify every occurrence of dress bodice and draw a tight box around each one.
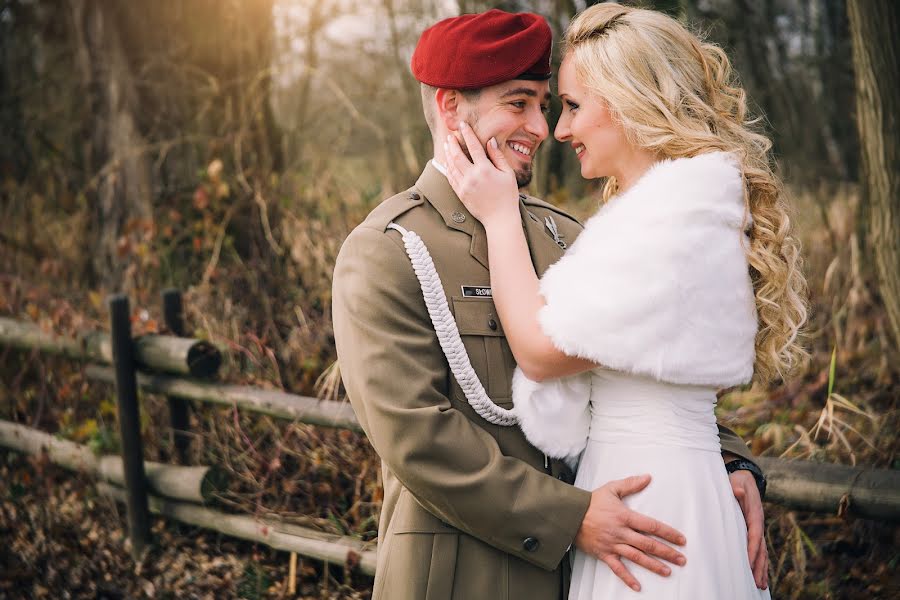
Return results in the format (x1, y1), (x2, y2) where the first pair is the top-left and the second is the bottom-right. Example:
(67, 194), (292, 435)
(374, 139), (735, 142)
(587, 369), (720, 453)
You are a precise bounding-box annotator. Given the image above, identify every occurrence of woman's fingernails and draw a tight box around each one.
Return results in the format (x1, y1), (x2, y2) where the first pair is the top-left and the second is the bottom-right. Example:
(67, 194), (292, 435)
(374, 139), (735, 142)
(489, 137), (498, 149)
(459, 121), (467, 129)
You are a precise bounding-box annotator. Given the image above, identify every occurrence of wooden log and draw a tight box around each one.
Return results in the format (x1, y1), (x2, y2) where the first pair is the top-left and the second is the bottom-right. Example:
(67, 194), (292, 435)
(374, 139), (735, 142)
(97, 482), (377, 575)
(109, 293), (151, 559)
(162, 288), (191, 464)
(0, 420), (225, 502)
(0, 317), (221, 378)
(758, 457), (900, 521)
(133, 335), (221, 378)
(85, 365), (362, 431)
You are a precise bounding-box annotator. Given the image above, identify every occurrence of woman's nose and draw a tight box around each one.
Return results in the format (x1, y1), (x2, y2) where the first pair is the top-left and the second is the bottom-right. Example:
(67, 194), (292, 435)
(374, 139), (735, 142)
(555, 115), (571, 142)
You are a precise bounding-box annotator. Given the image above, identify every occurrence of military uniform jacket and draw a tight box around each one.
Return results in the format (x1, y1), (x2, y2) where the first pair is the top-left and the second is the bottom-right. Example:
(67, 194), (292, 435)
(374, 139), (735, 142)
(331, 162), (755, 600)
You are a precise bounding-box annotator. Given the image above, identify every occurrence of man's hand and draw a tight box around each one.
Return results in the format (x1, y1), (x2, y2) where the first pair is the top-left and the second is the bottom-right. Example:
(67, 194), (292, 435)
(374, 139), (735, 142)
(729, 469), (769, 590)
(574, 474), (686, 592)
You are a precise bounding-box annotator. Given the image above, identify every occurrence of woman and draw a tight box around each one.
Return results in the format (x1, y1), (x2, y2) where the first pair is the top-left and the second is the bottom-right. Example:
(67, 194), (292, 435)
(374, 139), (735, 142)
(443, 4), (807, 599)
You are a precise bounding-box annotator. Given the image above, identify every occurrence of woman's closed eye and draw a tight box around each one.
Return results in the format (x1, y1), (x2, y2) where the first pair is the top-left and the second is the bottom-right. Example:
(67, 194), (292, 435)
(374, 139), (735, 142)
(565, 99), (580, 112)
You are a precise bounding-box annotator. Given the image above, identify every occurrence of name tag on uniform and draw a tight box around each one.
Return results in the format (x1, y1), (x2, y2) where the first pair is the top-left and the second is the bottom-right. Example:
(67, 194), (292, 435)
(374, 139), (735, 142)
(461, 285), (492, 298)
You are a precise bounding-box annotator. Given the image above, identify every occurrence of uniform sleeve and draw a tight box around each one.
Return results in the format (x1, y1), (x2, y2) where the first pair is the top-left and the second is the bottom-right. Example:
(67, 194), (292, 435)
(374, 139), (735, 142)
(332, 226), (591, 570)
(718, 424), (754, 461)
(512, 368), (591, 470)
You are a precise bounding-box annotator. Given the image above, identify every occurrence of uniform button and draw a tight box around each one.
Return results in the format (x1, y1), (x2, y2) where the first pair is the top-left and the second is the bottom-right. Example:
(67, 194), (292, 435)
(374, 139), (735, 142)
(488, 318), (498, 331)
(523, 537), (540, 552)
(409, 192), (421, 200)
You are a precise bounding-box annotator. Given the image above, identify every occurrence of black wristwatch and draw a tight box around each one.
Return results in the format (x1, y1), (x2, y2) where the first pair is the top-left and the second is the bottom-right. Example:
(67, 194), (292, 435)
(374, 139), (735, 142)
(725, 459), (767, 500)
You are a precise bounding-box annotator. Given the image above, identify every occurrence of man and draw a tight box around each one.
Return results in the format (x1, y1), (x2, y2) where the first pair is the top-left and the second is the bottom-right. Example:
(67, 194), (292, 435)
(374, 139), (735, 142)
(332, 9), (768, 599)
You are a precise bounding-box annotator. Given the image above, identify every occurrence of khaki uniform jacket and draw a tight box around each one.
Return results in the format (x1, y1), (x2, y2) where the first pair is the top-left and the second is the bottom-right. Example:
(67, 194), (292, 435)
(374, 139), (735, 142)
(331, 163), (754, 600)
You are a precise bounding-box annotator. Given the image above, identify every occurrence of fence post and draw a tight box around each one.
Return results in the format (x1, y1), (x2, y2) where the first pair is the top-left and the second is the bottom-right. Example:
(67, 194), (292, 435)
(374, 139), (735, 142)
(108, 294), (151, 559)
(162, 288), (191, 464)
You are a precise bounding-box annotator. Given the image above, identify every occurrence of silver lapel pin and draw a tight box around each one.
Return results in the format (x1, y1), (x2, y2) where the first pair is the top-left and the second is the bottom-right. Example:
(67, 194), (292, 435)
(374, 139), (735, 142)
(544, 216), (567, 249)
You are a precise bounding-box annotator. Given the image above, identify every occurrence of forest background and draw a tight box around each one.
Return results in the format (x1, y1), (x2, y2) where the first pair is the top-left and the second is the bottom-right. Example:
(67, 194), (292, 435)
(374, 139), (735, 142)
(0, 0), (897, 598)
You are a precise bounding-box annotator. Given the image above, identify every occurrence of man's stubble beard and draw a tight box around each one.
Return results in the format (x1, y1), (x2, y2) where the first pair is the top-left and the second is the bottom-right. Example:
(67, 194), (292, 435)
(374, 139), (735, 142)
(466, 111), (534, 189)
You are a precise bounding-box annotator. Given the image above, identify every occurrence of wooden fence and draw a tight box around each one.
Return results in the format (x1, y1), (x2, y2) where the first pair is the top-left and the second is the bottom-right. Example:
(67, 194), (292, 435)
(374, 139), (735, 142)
(1, 291), (898, 577)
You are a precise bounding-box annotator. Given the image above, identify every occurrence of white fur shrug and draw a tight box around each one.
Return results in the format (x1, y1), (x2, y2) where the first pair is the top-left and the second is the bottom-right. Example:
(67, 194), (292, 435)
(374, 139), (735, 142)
(513, 152), (758, 466)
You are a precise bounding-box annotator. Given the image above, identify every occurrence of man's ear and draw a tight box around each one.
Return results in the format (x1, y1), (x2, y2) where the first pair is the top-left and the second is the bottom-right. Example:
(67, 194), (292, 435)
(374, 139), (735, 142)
(435, 88), (462, 131)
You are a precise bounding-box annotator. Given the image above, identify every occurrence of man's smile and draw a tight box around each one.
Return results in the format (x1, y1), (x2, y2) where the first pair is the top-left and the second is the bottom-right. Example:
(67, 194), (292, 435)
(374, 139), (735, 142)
(508, 140), (534, 160)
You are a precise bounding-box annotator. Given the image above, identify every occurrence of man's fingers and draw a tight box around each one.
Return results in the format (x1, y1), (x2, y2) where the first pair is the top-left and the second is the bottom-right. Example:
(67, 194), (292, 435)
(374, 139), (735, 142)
(625, 512), (686, 547)
(746, 514), (762, 574)
(752, 540), (768, 589)
(623, 530), (686, 566)
(613, 544), (672, 578)
(610, 474), (652, 497)
(458, 122), (488, 164)
(603, 556), (641, 592)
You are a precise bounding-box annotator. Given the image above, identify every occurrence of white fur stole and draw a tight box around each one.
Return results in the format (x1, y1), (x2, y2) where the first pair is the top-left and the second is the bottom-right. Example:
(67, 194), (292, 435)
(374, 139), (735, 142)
(513, 152), (758, 463)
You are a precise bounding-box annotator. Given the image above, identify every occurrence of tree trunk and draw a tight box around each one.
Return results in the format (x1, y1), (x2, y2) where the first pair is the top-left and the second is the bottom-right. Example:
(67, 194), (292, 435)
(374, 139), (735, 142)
(682, 0), (857, 185)
(69, 0), (152, 290)
(847, 0), (900, 350)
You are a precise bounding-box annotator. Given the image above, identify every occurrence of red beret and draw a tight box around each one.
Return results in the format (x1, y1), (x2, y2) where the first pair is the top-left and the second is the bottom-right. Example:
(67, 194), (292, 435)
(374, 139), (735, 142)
(411, 9), (552, 90)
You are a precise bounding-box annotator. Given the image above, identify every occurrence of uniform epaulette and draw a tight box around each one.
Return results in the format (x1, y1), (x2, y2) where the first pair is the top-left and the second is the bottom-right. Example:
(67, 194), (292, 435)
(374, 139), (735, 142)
(359, 188), (426, 233)
(518, 193), (582, 227)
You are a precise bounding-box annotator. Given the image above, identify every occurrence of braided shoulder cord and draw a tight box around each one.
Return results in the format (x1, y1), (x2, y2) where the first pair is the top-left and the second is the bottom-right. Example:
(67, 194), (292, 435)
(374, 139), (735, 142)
(387, 223), (518, 427)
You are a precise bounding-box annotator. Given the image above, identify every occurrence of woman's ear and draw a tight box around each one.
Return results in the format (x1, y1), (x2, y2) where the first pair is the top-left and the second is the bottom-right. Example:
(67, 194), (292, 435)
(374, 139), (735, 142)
(436, 88), (462, 132)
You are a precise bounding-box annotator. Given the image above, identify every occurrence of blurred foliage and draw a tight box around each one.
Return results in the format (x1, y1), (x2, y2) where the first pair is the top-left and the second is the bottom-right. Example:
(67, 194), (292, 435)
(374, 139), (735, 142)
(0, 0), (897, 598)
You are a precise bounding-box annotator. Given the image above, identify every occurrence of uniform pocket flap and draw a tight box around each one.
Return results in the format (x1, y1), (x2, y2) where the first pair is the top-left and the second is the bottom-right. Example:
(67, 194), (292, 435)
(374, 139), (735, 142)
(392, 489), (458, 534)
(452, 297), (504, 337)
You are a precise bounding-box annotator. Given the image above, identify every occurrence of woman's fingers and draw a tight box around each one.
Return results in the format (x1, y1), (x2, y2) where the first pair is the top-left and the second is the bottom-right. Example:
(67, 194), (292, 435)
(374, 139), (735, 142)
(445, 134), (471, 174)
(486, 137), (513, 173)
(458, 121), (488, 164)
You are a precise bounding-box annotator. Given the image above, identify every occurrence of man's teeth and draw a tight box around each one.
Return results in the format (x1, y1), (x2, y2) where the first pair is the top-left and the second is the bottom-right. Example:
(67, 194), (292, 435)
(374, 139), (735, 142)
(509, 142), (531, 156)
(575, 145), (585, 156)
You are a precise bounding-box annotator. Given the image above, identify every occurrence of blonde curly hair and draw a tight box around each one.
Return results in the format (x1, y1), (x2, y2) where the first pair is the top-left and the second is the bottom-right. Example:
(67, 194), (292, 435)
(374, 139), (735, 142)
(564, 3), (808, 383)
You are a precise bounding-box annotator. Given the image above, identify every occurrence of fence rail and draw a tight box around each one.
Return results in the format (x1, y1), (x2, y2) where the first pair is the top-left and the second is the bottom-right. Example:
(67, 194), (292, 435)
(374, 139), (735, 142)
(1, 291), (898, 575)
(84, 365), (361, 431)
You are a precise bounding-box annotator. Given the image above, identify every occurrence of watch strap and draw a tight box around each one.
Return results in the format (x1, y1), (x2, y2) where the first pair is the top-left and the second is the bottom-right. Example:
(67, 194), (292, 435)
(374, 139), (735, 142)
(725, 458), (767, 499)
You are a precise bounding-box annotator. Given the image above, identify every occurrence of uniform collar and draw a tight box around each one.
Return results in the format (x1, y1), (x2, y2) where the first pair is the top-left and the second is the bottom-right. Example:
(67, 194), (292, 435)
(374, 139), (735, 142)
(416, 161), (474, 234)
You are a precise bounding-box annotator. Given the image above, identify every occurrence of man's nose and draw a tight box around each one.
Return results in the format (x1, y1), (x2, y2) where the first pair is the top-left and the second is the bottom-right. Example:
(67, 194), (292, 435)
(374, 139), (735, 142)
(525, 109), (550, 142)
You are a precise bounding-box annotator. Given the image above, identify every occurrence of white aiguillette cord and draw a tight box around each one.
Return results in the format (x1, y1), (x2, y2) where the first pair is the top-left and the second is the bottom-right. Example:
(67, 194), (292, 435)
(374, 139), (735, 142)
(387, 222), (518, 427)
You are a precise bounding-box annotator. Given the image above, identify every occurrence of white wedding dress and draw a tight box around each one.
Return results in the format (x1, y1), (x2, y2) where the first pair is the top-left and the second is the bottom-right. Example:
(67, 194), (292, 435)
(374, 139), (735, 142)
(512, 153), (771, 599)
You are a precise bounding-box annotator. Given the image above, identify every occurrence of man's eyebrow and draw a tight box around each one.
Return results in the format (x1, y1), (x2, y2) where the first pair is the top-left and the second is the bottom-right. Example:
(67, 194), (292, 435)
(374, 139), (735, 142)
(500, 87), (553, 103)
